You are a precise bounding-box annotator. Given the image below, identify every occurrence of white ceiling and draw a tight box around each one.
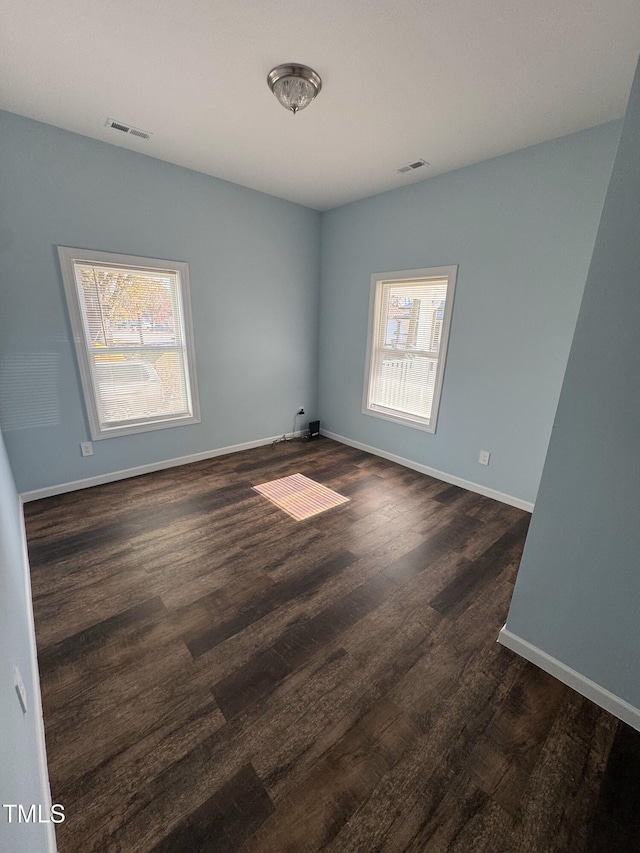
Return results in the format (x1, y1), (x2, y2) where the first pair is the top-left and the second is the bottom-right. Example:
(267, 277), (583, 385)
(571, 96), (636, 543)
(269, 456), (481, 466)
(1, 0), (639, 210)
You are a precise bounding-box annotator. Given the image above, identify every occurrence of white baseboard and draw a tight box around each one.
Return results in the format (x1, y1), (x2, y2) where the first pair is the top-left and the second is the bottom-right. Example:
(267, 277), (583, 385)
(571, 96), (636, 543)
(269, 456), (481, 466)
(498, 627), (640, 731)
(20, 433), (298, 502)
(18, 495), (58, 851)
(21, 429), (532, 510)
(322, 430), (534, 512)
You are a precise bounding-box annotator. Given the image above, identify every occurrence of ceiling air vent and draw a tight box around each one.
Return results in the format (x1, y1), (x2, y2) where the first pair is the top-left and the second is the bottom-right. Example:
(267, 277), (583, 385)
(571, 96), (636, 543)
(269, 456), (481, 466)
(105, 118), (152, 141)
(397, 159), (429, 174)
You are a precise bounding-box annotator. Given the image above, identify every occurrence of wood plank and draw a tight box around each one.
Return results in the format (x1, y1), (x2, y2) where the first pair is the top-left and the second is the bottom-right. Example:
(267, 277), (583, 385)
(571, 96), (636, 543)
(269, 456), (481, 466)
(586, 722), (640, 852)
(151, 763), (274, 853)
(243, 698), (420, 853)
(506, 691), (618, 852)
(184, 549), (357, 658)
(211, 572), (396, 719)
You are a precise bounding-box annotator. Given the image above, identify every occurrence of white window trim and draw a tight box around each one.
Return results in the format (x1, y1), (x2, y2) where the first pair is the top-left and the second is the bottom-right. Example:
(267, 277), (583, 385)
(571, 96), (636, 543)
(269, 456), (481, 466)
(58, 246), (201, 440)
(362, 265), (457, 434)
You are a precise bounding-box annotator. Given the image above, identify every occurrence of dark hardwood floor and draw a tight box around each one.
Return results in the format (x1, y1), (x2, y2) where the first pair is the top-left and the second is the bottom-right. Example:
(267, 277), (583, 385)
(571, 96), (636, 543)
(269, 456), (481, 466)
(24, 437), (638, 852)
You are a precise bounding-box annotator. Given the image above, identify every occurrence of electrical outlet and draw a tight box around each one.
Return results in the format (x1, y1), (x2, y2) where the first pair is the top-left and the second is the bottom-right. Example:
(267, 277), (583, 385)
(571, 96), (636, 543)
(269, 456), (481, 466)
(297, 407), (305, 415)
(14, 666), (27, 714)
(479, 450), (491, 466)
(80, 441), (94, 457)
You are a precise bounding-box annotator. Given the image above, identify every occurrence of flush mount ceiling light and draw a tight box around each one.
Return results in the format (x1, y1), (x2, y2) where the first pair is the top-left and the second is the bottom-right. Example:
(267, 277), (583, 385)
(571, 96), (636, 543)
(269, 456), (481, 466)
(267, 64), (322, 115)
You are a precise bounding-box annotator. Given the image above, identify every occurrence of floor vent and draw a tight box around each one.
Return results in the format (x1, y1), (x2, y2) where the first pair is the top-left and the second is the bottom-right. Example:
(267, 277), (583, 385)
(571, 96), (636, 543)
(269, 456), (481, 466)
(397, 158), (429, 174)
(105, 118), (152, 140)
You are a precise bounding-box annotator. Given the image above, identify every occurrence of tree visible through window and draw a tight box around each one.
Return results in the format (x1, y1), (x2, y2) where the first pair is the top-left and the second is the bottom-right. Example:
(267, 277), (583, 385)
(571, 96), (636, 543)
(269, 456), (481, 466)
(58, 247), (200, 439)
(363, 266), (457, 433)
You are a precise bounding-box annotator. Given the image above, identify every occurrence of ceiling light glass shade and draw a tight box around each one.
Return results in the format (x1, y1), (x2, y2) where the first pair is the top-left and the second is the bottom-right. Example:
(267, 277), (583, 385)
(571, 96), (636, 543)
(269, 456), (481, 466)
(267, 64), (322, 114)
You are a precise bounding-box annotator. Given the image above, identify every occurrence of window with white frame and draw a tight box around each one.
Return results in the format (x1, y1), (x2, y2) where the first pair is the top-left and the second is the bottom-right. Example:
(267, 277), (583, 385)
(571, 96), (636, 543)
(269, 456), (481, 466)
(58, 246), (200, 439)
(363, 266), (457, 433)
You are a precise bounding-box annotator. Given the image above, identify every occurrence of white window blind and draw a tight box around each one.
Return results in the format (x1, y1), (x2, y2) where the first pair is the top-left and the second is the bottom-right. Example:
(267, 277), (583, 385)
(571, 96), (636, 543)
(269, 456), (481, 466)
(364, 266), (457, 433)
(58, 247), (200, 439)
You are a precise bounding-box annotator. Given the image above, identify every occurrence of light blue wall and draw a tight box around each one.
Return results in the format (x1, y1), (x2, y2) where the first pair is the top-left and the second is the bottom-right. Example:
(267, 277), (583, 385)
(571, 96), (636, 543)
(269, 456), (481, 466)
(0, 111), (626, 506)
(318, 122), (620, 504)
(0, 427), (53, 851)
(0, 111), (321, 493)
(503, 58), (640, 710)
